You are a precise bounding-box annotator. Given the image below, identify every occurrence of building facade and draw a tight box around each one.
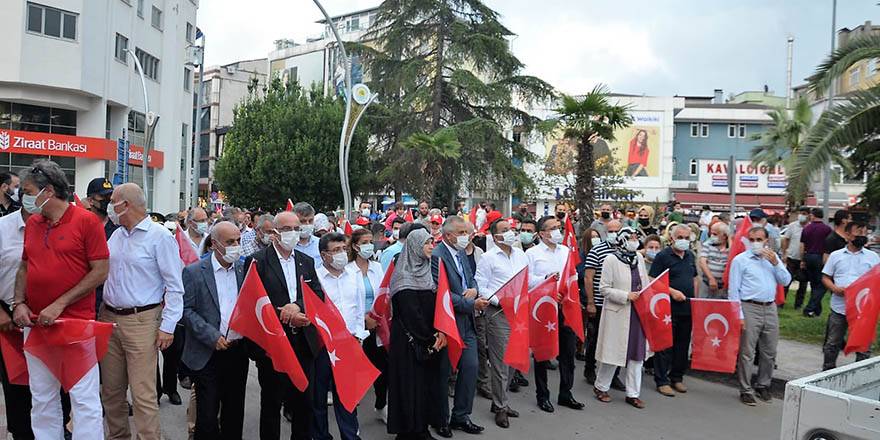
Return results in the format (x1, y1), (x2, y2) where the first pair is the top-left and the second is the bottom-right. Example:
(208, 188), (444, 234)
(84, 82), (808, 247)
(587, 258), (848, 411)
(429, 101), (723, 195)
(0, 0), (198, 212)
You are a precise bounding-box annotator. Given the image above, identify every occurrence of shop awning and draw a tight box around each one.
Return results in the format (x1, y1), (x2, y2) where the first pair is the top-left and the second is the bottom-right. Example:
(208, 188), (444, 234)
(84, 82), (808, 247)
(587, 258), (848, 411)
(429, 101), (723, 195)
(673, 192), (847, 212)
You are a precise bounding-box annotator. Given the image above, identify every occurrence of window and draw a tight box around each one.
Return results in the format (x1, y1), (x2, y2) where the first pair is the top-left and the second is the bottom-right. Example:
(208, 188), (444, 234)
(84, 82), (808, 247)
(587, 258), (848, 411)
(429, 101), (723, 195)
(700, 123), (709, 137)
(0, 101), (77, 135)
(689, 159), (697, 176)
(690, 122), (699, 137)
(850, 68), (860, 86)
(128, 111), (146, 146)
(114, 33), (128, 63)
(134, 48), (160, 81)
(137, 0), (144, 17)
(151, 6), (163, 30)
(26, 3), (78, 41)
(727, 124), (736, 138)
(186, 22), (194, 43)
(184, 68), (192, 91)
(738, 124), (747, 138)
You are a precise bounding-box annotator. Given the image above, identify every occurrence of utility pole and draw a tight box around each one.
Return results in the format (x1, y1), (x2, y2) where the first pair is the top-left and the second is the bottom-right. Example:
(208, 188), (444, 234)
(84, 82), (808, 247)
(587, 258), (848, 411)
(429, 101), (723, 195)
(125, 48), (158, 209)
(786, 36), (794, 109)
(190, 33), (206, 209)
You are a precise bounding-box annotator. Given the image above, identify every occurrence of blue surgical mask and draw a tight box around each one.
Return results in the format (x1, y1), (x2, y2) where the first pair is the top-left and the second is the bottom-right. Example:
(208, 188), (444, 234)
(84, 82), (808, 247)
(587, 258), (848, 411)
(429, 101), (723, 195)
(606, 232), (618, 243)
(519, 232), (534, 245)
(673, 239), (690, 251)
(646, 250), (659, 260)
(22, 188), (47, 214)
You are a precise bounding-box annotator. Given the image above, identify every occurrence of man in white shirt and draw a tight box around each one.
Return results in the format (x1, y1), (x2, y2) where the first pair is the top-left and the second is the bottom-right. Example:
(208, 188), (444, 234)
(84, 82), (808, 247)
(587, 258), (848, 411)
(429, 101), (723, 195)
(100, 183), (185, 440)
(475, 218), (528, 428)
(526, 215), (584, 413)
(293, 202), (322, 265)
(181, 221), (248, 439)
(782, 207), (810, 309)
(821, 221), (879, 370)
(314, 232), (366, 440)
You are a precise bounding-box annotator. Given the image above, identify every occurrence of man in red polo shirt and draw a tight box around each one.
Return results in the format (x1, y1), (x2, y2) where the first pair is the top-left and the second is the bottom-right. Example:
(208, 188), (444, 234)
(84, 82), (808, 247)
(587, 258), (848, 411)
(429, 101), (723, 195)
(12, 159), (109, 439)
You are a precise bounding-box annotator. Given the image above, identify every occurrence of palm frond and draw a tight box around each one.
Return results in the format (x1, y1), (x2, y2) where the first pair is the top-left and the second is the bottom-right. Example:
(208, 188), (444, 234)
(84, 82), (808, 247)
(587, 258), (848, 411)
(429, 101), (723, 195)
(807, 34), (880, 94)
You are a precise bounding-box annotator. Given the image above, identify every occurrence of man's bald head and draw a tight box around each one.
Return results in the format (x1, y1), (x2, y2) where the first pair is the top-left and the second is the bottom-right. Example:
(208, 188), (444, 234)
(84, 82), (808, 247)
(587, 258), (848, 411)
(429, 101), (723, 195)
(210, 221), (240, 242)
(274, 211), (300, 229)
(606, 219), (622, 233)
(112, 183), (146, 208)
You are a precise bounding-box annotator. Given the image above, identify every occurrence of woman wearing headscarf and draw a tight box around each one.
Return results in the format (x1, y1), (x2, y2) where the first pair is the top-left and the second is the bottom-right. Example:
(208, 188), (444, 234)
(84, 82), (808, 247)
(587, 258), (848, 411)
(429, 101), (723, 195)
(386, 228), (448, 440)
(594, 226), (649, 409)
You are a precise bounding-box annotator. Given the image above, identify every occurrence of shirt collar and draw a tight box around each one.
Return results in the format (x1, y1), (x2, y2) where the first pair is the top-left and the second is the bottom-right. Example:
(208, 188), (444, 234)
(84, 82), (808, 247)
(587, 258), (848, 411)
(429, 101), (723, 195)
(843, 247), (865, 255)
(273, 244), (294, 262)
(443, 240), (459, 256)
(211, 253), (235, 273)
(317, 264), (346, 280)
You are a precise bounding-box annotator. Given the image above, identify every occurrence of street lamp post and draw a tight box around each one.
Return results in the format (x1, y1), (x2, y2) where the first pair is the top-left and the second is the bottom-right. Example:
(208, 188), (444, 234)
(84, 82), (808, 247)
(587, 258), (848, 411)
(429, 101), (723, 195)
(125, 48), (158, 209)
(821, 0), (837, 216)
(187, 37), (206, 209)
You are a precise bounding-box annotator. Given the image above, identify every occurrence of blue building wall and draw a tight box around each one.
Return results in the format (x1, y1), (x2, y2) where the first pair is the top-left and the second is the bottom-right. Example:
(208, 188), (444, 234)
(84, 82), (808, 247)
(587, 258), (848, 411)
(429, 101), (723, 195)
(672, 122), (769, 181)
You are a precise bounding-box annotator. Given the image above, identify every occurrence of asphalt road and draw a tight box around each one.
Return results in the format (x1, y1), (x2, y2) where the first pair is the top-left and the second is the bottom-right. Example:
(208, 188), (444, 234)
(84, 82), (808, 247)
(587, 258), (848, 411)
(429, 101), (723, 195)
(158, 364), (783, 440)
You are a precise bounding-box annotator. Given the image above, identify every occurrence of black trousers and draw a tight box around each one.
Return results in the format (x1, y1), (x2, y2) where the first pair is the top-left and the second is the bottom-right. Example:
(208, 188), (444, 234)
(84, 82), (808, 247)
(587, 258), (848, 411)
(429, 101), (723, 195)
(156, 324), (186, 396)
(654, 314), (692, 386)
(584, 306), (603, 376)
(785, 258), (808, 309)
(193, 342), (249, 440)
(534, 322), (577, 403)
(363, 331), (388, 410)
(253, 341), (313, 440)
(803, 253), (827, 316)
(822, 311), (871, 370)
(0, 334), (34, 440)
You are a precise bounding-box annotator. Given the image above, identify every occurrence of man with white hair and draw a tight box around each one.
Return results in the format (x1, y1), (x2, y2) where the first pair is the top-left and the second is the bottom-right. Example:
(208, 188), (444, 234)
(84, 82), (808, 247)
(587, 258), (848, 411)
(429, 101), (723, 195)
(100, 183), (185, 440)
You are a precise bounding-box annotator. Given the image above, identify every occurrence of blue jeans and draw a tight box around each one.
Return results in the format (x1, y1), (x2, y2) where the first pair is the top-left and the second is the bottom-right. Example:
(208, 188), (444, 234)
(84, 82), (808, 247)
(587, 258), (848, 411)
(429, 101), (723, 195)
(311, 350), (360, 440)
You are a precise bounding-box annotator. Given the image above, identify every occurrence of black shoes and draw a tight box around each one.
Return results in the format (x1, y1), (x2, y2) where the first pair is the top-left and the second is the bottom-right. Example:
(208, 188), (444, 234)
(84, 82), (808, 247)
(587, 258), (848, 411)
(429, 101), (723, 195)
(537, 400), (555, 413)
(434, 426), (453, 438)
(740, 393), (757, 406)
(490, 403), (519, 417)
(513, 373), (529, 387)
(507, 380), (521, 393)
(449, 420), (484, 435)
(166, 391), (182, 406)
(557, 397), (585, 410)
(756, 388), (773, 402)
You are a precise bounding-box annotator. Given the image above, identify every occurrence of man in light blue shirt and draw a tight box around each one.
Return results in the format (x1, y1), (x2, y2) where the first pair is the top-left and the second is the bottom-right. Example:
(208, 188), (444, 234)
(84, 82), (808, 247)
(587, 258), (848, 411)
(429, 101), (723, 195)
(728, 226), (791, 406)
(292, 202), (321, 266)
(379, 218), (409, 271)
(821, 221), (879, 370)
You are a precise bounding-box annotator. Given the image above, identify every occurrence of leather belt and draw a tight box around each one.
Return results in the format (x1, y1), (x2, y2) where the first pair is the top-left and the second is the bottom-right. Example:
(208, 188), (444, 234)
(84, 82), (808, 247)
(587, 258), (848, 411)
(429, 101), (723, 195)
(742, 299), (774, 306)
(104, 303), (161, 315)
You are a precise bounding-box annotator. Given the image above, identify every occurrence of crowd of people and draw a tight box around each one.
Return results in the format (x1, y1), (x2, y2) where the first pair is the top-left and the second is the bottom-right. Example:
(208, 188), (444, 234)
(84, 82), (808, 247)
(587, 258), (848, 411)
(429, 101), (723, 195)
(0, 159), (878, 440)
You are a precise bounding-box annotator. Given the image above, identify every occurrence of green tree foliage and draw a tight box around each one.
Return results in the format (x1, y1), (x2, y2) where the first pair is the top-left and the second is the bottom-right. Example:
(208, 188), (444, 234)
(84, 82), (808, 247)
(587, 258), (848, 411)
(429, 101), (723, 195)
(750, 97), (813, 207)
(214, 78), (369, 212)
(354, 0), (556, 206)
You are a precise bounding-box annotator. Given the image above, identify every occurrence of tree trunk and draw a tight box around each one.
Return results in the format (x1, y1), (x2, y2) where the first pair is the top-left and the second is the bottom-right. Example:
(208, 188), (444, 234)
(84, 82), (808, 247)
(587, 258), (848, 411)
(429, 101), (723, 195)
(431, 25), (445, 131)
(576, 135), (596, 219)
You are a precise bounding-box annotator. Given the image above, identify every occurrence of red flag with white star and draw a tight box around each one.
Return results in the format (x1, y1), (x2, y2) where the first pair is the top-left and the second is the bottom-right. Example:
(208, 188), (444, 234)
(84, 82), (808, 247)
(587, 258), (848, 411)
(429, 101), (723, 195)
(562, 216), (581, 266)
(529, 276), (560, 362)
(369, 260), (395, 351)
(285, 199), (294, 212)
(434, 260), (463, 369)
(632, 269), (673, 352)
(301, 280), (379, 413)
(844, 264), (880, 354)
(495, 266), (531, 373)
(558, 247), (584, 342)
(690, 298), (742, 373)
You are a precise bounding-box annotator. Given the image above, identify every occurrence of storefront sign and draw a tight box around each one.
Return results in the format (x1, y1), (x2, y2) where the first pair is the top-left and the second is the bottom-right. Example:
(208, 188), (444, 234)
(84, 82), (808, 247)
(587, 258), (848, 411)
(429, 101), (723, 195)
(0, 129), (164, 169)
(697, 159), (786, 195)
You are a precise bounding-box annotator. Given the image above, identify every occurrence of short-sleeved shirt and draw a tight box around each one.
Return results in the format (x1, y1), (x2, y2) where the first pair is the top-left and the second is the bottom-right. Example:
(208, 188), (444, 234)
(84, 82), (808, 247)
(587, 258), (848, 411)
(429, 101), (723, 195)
(824, 231), (848, 256)
(22, 205), (109, 320)
(649, 246), (697, 316)
(699, 241), (727, 286)
(822, 247), (880, 315)
(800, 221), (832, 255)
(584, 241), (615, 307)
(782, 221), (804, 260)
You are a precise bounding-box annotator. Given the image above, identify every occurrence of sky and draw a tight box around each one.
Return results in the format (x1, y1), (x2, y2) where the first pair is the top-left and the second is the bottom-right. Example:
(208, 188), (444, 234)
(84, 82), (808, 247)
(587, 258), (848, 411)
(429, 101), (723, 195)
(198, 0), (880, 97)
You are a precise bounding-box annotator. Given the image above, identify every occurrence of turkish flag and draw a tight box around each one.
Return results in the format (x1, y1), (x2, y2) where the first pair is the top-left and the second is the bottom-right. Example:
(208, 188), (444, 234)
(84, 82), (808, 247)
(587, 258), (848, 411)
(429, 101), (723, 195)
(301, 280), (380, 413)
(494, 267), (531, 373)
(25, 319), (114, 391)
(690, 299), (742, 373)
(562, 216), (581, 266)
(0, 330), (28, 385)
(775, 284), (786, 306)
(558, 248), (585, 342)
(404, 209), (414, 223)
(369, 260), (395, 350)
(529, 276), (560, 362)
(229, 263), (308, 391)
(844, 265), (880, 354)
(343, 220), (353, 236)
(722, 216), (752, 288)
(470, 204), (478, 226)
(434, 260), (463, 368)
(72, 193), (86, 209)
(632, 269), (673, 352)
(285, 199), (294, 212)
(175, 225), (200, 265)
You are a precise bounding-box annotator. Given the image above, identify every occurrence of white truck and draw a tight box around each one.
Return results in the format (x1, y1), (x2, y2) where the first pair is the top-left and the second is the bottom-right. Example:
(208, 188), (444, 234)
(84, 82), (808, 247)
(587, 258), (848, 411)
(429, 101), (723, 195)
(781, 357), (880, 440)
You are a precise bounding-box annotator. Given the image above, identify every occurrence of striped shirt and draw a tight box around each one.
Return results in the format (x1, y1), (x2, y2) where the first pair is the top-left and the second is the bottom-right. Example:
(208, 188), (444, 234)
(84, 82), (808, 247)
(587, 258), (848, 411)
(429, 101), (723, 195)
(584, 241), (615, 307)
(699, 241), (728, 287)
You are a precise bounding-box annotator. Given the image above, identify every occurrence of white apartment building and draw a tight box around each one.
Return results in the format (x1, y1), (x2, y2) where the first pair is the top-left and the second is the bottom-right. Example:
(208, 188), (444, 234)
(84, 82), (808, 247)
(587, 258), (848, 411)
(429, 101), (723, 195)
(0, 0), (199, 213)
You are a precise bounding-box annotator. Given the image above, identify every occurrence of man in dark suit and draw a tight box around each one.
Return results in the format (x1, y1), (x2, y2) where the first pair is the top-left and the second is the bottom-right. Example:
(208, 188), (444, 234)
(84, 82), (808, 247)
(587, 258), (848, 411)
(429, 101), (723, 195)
(244, 211), (325, 440)
(181, 221), (248, 439)
(431, 216), (489, 437)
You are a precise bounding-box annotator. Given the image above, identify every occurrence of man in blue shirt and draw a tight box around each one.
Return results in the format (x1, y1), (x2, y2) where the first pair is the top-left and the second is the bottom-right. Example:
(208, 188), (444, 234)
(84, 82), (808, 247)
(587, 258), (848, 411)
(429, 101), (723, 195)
(821, 221), (879, 370)
(729, 226), (791, 406)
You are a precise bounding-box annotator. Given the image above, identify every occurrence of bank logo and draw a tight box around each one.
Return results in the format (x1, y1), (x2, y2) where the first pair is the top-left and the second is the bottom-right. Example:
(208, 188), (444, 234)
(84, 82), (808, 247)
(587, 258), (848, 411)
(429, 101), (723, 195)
(0, 131), (9, 151)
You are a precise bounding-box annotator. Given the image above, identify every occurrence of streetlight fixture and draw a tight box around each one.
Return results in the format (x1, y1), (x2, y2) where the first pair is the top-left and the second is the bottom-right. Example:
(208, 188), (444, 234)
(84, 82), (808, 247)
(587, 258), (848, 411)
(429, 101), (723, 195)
(125, 48), (158, 209)
(186, 36), (206, 209)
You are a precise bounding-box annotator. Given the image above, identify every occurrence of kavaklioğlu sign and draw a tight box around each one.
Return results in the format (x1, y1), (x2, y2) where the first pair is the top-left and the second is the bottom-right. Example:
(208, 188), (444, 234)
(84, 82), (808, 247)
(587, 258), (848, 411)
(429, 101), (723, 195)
(698, 159), (786, 195)
(0, 129), (164, 169)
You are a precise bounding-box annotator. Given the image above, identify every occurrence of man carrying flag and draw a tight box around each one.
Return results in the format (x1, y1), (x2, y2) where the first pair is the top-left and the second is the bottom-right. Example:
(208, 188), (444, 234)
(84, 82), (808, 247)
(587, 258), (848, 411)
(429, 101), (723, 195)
(527, 215), (584, 413)
(12, 160), (110, 439)
(729, 226), (791, 406)
(474, 218), (529, 428)
(821, 220), (879, 370)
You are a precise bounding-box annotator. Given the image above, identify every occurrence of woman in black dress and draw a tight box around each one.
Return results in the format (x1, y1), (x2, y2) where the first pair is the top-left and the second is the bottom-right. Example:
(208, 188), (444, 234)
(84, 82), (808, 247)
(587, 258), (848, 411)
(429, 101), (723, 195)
(387, 228), (447, 440)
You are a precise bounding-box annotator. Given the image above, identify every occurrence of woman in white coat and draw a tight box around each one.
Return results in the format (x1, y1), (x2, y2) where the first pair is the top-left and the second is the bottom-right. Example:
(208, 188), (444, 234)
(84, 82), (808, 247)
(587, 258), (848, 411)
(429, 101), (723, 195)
(594, 226), (649, 408)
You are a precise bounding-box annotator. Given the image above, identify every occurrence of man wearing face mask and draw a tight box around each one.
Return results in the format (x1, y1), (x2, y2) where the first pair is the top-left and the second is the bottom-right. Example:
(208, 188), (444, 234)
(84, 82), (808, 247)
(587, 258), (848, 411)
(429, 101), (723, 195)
(583, 220), (624, 386)
(526, 216), (584, 413)
(474, 219), (528, 428)
(242, 213), (275, 258)
(648, 224), (698, 397)
(431, 216), (489, 437)
(728, 227), (791, 405)
(85, 178), (120, 314)
(181, 221), (249, 439)
(782, 207), (811, 309)
(293, 202), (321, 265)
(589, 203), (615, 240)
(698, 222), (729, 299)
(0, 171), (21, 217)
(518, 219), (538, 252)
(820, 221), (878, 371)
(380, 218), (406, 271)
(186, 207), (210, 255)
(313, 232), (367, 440)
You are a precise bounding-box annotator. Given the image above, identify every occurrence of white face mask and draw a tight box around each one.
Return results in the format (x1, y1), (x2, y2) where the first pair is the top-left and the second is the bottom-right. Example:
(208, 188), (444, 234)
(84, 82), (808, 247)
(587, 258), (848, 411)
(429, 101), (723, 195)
(361, 209), (371, 217)
(221, 245), (242, 263)
(549, 229), (563, 244)
(750, 241), (765, 254)
(797, 214), (808, 223)
(299, 225), (314, 240)
(392, 229), (400, 240)
(193, 221), (208, 235)
(279, 230), (298, 250)
(673, 239), (690, 251)
(260, 233), (272, 245)
(455, 235), (470, 250)
(22, 188), (47, 215)
(591, 237), (602, 246)
(358, 243), (375, 260)
(498, 230), (517, 247)
(107, 201), (127, 225)
(606, 232), (618, 243)
(625, 240), (640, 252)
(6, 187), (20, 203)
(330, 251), (348, 270)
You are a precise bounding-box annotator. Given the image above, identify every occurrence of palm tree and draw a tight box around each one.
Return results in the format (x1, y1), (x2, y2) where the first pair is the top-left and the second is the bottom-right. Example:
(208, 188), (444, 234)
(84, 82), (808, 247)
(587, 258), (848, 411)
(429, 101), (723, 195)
(787, 34), (880, 210)
(750, 97), (813, 207)
(550, 85), (632, 218)
(390, 128), (461, 203)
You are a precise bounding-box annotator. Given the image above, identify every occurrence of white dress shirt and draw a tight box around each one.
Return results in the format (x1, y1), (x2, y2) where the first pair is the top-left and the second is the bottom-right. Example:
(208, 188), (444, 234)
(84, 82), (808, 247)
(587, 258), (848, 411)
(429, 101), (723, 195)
(317, 263), (368, 340)
(105, 216), (185, 333)
(0, 210), (26, 305)
(345, 260), (384, 309)
(211, 254), (241, 340)
(476, 244), (529, 306)
(274, 244), (298, 303)
(823, 247), (880, 315)
(525, 241), (569, 289)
